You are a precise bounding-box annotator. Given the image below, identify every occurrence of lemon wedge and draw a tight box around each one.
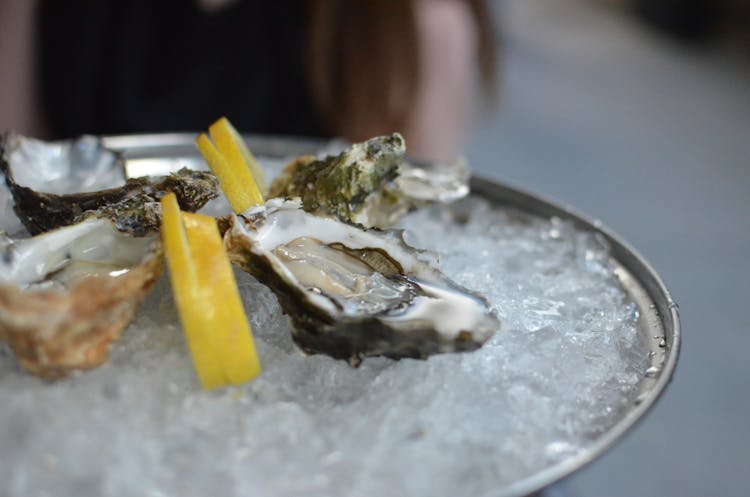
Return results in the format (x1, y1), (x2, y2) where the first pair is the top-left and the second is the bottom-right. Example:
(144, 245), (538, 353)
(209, 117), (267, 197)
(161, 192), (261, 389)
(196, 117), (264, 213)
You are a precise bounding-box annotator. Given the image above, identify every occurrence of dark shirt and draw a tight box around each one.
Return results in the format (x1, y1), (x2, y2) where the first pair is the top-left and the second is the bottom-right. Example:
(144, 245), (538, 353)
(38, 1), (323, 139)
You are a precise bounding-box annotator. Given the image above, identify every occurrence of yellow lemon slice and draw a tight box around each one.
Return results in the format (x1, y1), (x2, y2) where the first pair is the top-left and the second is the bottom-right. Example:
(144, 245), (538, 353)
(209, 116), (267, 197)
(196, 117), (264, 213)
(161, 192), (261, 389)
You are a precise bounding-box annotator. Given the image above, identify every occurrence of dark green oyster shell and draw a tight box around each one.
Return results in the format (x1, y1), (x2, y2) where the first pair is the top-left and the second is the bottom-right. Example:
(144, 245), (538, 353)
(269, 133), (405, 226)
(269, 133), (470, 228)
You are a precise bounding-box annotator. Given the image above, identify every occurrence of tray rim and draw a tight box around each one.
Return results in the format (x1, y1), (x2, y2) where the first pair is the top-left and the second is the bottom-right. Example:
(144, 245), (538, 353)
(103, 132), (681, 497)
(468, 178), (680, 496)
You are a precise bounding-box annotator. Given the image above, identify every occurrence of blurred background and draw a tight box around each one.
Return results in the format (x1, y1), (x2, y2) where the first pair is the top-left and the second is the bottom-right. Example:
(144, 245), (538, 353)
(1, 0), (749, 495)
(471, 1), (749, 496)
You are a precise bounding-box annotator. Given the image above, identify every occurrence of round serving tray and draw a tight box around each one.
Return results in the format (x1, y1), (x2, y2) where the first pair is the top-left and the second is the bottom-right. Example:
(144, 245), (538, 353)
(102, 133), (680, 497)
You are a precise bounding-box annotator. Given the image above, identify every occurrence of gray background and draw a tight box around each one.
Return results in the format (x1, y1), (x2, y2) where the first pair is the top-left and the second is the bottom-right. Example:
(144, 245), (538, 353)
(469, 1), (750, 496)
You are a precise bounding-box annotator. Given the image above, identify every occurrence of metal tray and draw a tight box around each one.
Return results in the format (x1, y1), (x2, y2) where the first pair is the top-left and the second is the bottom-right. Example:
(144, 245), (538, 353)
(102, 133), (681, 497)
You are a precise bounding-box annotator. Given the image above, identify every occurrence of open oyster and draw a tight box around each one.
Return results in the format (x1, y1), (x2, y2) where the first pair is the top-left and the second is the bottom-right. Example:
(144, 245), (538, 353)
(0, 218), (162, 379)
(223, 198), (498, 364)
(269, 133), (469, 228)
(0, 131), (219, 235)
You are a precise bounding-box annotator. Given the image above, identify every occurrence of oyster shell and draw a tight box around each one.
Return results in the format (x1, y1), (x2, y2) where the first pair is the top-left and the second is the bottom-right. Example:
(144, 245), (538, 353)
(0, 218), (162, 379)
(269, 133), (403, 227)
(269, 133), (469, 228)
(0, 131), (219, 235)
(224, 199), (498, 364)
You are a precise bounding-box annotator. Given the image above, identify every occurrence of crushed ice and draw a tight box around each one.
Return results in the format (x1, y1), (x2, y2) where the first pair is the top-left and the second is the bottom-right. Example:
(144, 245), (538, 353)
(0, 170), (649, 497)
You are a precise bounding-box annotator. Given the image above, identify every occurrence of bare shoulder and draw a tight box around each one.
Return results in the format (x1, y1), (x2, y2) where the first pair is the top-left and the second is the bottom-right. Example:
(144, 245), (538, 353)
(416, 0), (477, 56)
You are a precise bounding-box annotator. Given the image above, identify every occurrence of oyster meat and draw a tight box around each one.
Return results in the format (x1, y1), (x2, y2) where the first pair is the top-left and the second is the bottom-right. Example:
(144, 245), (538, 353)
(224, 198), (498, 364)
(0, 131), (219, 235)
(269, 133), (469, 228)
(0, 218), (162, 379)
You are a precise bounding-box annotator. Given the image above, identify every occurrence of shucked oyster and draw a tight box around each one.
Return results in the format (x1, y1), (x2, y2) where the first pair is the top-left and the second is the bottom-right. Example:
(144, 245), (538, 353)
(223, 198), (498, 364)
(269, 133), (469, 228)
(0, 218), (162, 379)
(0, 131), (219, 235)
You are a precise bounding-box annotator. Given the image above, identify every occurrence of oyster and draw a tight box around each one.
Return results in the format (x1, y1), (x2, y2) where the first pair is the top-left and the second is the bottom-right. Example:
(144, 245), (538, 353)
(269, 133), (403, 227)
(0, 131), (219, 235)
(0, 218), (162, 379)
(223, 198), (498, 364)
(269, 133), (469, 228)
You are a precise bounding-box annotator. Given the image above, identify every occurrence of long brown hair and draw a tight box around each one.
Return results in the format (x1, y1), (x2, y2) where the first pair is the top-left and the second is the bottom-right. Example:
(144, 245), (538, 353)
(306, 0), (497, 140)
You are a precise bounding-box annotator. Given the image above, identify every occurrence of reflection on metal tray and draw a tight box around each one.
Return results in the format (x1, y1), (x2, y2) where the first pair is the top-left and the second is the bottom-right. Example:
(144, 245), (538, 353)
(102, 132), (680, 497)
(102, 132), (326, 179)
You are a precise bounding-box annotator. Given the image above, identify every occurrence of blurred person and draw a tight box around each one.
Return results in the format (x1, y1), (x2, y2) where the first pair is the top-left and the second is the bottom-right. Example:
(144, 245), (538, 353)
(0, 0), (497, 162)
